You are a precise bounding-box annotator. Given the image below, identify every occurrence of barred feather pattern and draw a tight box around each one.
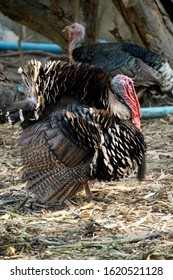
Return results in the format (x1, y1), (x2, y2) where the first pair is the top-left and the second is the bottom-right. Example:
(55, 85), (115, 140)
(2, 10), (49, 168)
(4, 60), (112, 126)
(57, 104), (146, 181)
(20, 118), (91, 203)
(19, 102), (146, 204)
(23, 60), (111, 111)
(42, 60), (110, 108)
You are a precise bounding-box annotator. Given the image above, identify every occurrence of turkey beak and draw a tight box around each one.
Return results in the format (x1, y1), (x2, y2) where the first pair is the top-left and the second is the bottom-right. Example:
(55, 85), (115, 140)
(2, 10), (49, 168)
(62, 26), (69, 33)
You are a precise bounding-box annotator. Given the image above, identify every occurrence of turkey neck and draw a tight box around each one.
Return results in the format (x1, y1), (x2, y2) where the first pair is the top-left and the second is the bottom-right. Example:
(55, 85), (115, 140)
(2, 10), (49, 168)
(108, 90), (131, 121)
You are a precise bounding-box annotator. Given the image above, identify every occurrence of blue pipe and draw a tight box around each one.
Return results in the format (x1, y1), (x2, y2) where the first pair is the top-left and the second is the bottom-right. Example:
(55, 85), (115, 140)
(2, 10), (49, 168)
(141, 106), (173, 119)
(0, 41), (64, 53)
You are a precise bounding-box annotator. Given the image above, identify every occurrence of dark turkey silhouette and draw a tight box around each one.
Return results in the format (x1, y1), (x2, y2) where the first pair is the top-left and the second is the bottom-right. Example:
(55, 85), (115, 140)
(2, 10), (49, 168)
(0, 64), (20, 122)
(3, 60), (146, 204)
(63, 23), (173, 99)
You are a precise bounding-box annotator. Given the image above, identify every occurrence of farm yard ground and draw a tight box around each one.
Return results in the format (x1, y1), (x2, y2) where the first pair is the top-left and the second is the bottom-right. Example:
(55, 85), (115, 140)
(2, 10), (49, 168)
(0, 52), (173, 260)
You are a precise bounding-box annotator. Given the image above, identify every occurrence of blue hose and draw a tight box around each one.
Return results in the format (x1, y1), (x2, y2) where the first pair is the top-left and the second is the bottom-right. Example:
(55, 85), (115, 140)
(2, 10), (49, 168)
(0, 41), (64, 53)
(141, 106), (173, 119)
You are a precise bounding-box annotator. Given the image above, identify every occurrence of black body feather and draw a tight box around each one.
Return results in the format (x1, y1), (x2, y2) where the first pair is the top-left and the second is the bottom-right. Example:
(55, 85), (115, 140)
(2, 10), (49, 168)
(72, 41), (173, 97)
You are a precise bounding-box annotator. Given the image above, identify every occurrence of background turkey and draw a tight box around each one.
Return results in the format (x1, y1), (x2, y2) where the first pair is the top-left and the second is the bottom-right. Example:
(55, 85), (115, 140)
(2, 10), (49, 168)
(63, 23), (173, 103)
(0, 63), (20, 122)
(3, 60), (146, 205)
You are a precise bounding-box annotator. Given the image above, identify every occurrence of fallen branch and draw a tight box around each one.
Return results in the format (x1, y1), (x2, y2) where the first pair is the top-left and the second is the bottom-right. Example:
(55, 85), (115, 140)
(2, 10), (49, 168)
(37, 232), (162, 249)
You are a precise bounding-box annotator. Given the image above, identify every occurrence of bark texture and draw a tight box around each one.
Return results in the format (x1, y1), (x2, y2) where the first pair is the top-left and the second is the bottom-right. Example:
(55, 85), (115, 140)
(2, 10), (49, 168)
(112, 0), (173, 64)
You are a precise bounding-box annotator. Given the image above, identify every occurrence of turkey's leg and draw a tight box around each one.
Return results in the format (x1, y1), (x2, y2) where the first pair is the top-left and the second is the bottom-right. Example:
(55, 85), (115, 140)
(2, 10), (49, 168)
(84, 181), (111, 203)
(84, 181), (93, 202)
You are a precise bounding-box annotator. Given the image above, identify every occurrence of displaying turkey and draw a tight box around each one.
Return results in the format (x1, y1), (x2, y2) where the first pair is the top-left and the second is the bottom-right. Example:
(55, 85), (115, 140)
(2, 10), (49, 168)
(63, 23), (173, 99)
(0, 64), (20, 122)
(3, 60), (146, 204)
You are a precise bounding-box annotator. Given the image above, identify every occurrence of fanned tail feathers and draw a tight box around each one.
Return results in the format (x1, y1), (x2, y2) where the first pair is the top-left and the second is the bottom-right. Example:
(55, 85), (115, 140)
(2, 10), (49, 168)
(25, 161), (90, 204)
(20, 119), (91, 204)
(18, 60), (42, 99)
(3, 60), (111, 126)
(2, 60), (43, 125)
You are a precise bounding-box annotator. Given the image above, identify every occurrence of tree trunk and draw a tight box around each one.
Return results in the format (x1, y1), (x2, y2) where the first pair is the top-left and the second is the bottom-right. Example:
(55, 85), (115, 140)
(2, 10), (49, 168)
(0, 0), (68, 49)
(81, 0), (99, 44)
(112, 0), (173, 65)
(0, 0), (98, 50)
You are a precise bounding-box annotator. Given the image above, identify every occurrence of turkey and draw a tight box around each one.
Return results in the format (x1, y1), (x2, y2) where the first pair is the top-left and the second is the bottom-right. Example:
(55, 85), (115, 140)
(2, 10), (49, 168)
(0, 63), (20, 123)
(63, 23), (173, 99)
(3, 59), (146, 204)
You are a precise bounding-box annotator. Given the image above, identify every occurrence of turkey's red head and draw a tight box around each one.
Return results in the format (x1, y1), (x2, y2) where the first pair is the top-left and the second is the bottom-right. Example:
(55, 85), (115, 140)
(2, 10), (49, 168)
(110, 74), (141, 131)
(63, 23), (85, 61)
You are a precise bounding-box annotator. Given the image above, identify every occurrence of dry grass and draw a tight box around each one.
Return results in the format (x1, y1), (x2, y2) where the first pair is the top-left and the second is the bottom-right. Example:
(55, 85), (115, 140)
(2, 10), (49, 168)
(0, 117), (173, 260)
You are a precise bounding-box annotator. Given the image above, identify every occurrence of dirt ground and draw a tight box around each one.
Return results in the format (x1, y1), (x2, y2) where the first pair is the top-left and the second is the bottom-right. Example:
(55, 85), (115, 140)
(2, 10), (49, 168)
(0, 52), (173, 260)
